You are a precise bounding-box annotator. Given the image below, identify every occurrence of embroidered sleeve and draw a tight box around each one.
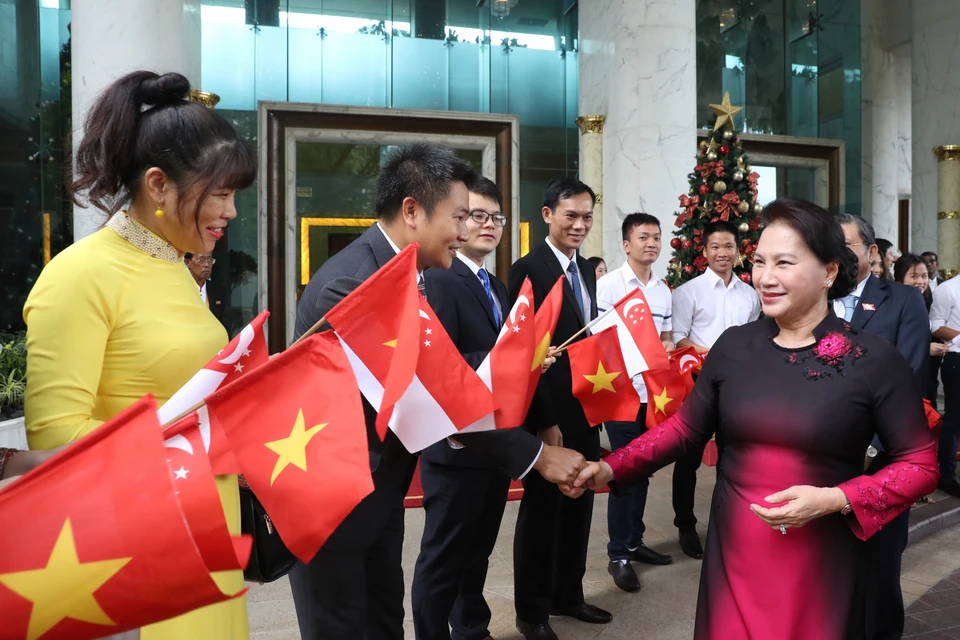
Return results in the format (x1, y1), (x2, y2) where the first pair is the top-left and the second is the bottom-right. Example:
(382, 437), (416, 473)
(0, 448), (17, 480)
(837, 343), (939, 540)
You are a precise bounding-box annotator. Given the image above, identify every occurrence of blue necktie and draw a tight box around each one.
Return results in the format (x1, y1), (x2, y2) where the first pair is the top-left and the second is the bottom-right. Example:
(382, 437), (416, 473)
(567, 261), (587, 321)
(478, 268), (502, 327)
(841, 294), (858, 322)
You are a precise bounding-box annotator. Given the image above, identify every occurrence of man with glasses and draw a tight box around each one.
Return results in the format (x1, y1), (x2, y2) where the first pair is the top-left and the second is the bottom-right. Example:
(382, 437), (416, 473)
(184, 252), (226, 324)
(412, 176), (580, 640)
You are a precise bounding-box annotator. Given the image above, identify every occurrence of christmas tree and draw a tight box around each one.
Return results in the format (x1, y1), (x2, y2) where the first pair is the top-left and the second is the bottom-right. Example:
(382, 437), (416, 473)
(664, 93), (763, 289)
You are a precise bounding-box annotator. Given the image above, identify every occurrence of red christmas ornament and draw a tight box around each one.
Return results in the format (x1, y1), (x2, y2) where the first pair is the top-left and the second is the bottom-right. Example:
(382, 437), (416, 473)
(681, 240), (693, 250)
(739, 272), (752, 284)
(699, 184), (710, 195)
(749, 219), (760, 231)
(719, 145), (730, 155)
(683, 264), (694, 275)
(670, 238), (681, 249)
(711, 217), (719, 222)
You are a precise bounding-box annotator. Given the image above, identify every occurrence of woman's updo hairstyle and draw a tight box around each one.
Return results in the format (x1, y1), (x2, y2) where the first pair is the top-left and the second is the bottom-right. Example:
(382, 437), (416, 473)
(70, 70), (256, 220)
(758, 198), (859, 300)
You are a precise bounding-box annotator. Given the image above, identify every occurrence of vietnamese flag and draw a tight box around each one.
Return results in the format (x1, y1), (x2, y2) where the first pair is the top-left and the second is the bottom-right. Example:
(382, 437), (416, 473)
(591, 287), (670, 376)
(0, 396), (241, 640)
(205, 332), (374, 563)
(163, 412), (251, 573)
(159, 310), (271, 473)
(326, 243), (421, 440)
(641, 367), (694, 428)
(522, 276), (565, 411)
(568, 325), (641, 426)
(460, 277), (537, 433)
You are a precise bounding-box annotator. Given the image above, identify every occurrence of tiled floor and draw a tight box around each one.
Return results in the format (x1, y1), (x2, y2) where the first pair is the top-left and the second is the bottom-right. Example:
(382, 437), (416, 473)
(248, 462), (960, 640)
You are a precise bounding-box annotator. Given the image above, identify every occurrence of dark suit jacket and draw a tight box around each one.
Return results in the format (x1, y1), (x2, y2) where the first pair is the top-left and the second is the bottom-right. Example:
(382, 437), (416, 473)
(205, 280), (228, 324)
(507, 242), (598, 443)
(295, 225), (543, 485)
(851, 274), (929, 385)
(420, 258), (543, 475)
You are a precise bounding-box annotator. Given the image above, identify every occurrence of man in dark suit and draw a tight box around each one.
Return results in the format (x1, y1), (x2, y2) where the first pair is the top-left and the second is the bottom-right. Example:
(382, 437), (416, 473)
(509, 178), (612, 640)
(837, 214), (929, 640)
(411, 177), (572, 640)
(290, 145), (588, 640)
(184, 252), (227, 325)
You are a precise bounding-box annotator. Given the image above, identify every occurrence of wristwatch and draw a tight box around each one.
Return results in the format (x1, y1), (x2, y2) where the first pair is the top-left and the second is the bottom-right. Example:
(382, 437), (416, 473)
(841, 500), (853, 516)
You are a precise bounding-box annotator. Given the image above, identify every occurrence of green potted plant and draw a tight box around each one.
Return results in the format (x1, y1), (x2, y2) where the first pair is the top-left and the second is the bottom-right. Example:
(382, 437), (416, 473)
(0, 332), (28, 449)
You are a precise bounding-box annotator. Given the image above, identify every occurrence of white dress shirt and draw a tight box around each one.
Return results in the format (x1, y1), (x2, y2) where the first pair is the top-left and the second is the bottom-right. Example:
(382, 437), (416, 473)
(672, 268), (760, 349)
(377, 223), (424, 283)
(831, 274), (871, 321)
(198, 281), (208, 304)
(456, 252), (502, 318)
(930, 276), (960, 352)
(596, 262), (672, 403)
(545, 237), (592, 320)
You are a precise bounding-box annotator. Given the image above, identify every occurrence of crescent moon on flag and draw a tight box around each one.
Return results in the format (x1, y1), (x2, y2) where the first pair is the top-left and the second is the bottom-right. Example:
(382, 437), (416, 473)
(218, 324), (256, 365)
(510, 295), (531, 324)
(419, 309), (431, 321)
(622, 298), (645, 316)
(164, 434), (193, 455)
(197, 406), (212, 453)
(678, 354), (700, 372)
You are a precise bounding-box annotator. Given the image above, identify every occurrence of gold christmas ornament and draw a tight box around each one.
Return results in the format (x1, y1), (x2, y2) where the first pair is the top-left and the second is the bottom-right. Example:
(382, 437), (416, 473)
(709, 92), (743, 131)
(735, 253), (745, 268)
(679, 235), (688, 242)
(738, 201), (751, 214)
(699, 140), (708, 151)
(705, 138), (720, 157)
(723, 130), (734, 141)
(739, 222), (749, 233)
(732, 171), (744, 182)
(753, 202), (763, 214)
(713, 180), (727, 194)
(745, 164), (752, 173)
(707, 152), (718, 162)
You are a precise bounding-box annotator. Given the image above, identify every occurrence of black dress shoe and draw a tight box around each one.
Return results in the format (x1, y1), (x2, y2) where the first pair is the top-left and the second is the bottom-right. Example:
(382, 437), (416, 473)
(628, 541), (673, 565)
(516, 618), (558, 640)
(939, 474), (960, 498)
(552, 602), (613, 624)
(608, 559), (641, 592)
(679, 529), (704, 559)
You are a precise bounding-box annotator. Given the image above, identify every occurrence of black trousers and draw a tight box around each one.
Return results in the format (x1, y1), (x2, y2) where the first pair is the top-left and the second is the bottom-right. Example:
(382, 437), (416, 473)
(939, 353), (960, 478)
(412, 459), (511, 640)
(289, 459), (416, 640)
(514, 428), (600, 624)
(851, 454), (911, 640)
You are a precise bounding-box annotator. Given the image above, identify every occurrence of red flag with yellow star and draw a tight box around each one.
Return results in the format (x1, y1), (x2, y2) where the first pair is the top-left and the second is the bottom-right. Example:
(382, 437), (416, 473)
(0, 396), (241, 640)
(568, 325), (641, 426)
(205, 332), (374, 563)
(641, 366), (694, 428)
(522, 276), (565, 412)
(325, 243), (421, 441)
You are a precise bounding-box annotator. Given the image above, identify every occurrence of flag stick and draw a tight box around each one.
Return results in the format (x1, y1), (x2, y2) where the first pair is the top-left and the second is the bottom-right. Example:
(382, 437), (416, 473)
(553, 306), (616, 353)
(161, 314), (329, 427)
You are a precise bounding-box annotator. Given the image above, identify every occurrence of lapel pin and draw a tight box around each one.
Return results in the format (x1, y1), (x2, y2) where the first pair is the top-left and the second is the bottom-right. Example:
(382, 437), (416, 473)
(862, 303), (876, 311)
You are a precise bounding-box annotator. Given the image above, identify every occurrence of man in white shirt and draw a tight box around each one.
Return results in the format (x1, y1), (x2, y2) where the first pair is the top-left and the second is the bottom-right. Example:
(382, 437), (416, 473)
(671, 221), (761, 353)
(930, 275), (960, 497)
(595, 213), (678, 593)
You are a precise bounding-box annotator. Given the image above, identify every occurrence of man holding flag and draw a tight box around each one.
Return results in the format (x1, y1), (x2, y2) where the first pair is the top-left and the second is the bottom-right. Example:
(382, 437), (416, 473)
(595, 213), (679, 593)
(291, 145), (584, 640)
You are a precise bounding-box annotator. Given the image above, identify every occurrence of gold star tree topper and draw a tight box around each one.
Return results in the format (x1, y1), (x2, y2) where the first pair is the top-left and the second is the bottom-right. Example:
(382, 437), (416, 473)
(709, 92), (743, 131)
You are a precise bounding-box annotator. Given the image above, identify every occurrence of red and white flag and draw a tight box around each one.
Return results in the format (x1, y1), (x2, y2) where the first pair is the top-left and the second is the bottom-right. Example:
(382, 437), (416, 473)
(590, 287), (670, 376)
(460, 278), (537, 433)
(341, 296), (496, 452)
(158, 311), (270, 472)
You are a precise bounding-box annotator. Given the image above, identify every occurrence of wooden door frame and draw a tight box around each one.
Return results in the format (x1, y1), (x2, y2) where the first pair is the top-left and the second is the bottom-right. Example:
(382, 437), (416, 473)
(259, 103), (519, 351)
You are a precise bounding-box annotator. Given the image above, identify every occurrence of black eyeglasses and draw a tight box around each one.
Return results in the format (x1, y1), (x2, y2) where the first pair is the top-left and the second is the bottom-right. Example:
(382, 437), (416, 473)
(469, 210), (507, 228)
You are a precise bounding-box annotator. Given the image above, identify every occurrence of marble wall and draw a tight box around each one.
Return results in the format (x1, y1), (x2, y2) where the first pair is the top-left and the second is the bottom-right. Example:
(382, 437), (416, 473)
(72, 0), (202, 240)
(911, 0), (960, 254)
(579, 0), (697, 277)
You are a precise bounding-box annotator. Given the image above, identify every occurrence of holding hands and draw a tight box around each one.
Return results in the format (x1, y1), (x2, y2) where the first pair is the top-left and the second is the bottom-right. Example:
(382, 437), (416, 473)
(558, 460), (614, 499)
(749, 485), (849, 532)
(533, 426), (588, 485)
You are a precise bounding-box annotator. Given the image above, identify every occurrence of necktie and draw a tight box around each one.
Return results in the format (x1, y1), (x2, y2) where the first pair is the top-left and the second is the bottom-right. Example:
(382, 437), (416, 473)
(567, 261), (586, 321)
(418, 274), (427, 301)
(478, 268), (503, 327)
(841, 294), (858, 322)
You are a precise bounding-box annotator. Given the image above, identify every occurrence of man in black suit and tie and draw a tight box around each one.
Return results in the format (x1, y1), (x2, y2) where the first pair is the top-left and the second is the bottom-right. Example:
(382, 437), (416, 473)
(184, 252), (227, 325)
(837, 214), (929, 640)
(509, 178), (612, 640)
(411, 177), (576, 640)
(291, 145), (588, 640)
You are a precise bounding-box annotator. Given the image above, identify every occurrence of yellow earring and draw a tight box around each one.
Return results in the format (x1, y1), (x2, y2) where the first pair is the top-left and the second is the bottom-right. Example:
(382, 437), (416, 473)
(155, 208), (164, 218)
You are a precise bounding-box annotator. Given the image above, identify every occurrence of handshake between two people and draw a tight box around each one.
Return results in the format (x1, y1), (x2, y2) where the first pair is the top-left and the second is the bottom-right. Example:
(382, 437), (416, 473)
(530, 424), (614, 496)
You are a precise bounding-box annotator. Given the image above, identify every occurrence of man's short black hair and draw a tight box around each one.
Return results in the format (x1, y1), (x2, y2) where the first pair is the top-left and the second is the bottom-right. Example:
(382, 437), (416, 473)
(184, 252), (194, 261)
(543, 177), (596, 211)
(921, 251), (939, 261)
(466, 175), (504, 212)
(375, 144), (476, 222)
(621, 213), (660, 241)
(703, 220), (739, 244)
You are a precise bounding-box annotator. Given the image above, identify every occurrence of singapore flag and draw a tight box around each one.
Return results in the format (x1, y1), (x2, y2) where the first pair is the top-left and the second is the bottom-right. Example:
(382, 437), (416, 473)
(590, 287), (670, 376)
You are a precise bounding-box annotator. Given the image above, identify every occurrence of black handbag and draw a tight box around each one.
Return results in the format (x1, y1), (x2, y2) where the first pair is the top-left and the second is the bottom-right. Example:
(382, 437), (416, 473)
(238, 475), (297, 583)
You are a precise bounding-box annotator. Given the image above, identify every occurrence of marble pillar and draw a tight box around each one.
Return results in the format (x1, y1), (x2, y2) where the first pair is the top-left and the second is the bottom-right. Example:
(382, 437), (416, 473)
(934, 146), (960, 278)
(911, 1), (960, 254)
(861, 0), (899, 243)
(72, 0), (202, 240)
(579, 0), (697, 276)
(576, 115), (605, 260)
